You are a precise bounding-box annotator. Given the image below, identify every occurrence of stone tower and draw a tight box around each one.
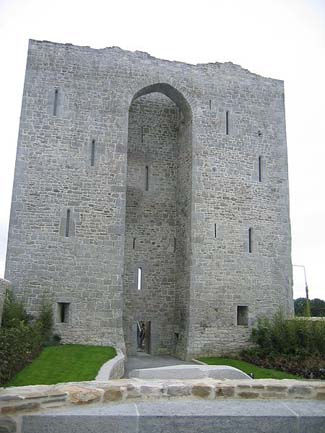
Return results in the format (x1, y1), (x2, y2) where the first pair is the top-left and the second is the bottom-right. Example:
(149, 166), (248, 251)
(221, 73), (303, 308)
(5, 39), (293, 359)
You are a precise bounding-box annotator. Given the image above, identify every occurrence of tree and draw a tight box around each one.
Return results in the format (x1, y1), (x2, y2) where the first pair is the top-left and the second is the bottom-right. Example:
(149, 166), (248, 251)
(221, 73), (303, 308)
(1, 290), (29, 328)
(294, 298), (306, 316)
(310, 298), (325, 317)
(294, 298), (325, 317)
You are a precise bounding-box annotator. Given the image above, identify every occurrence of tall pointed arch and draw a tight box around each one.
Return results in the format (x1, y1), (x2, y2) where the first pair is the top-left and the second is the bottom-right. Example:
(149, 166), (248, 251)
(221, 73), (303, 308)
(123, 83), (192, 358)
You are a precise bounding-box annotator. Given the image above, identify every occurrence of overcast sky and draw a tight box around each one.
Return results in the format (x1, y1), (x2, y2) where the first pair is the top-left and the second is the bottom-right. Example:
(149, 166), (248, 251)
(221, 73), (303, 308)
(0, 0), (324, 300)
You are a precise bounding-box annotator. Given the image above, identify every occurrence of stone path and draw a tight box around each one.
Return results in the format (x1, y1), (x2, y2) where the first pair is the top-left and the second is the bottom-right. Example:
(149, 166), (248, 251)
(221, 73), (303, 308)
(124, 352), (195, 378)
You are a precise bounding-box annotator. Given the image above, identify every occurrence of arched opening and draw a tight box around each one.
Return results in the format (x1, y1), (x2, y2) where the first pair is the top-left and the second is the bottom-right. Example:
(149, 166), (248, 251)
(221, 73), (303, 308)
(123, 84), (192, 357)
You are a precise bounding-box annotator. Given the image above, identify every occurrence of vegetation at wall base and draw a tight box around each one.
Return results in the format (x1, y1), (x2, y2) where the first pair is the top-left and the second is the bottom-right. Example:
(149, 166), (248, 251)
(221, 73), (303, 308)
(200, 311), (325, 380)
(0, 290), (116, 387)
(6, 344), (116, 386)
(243, 310), (325, 379)
(197, 357), (301, 379)
(0, 290), (54, 386)
(0, 322), (43, 385)
(1, 290), (29, 328)
(241, 350), (325, 380)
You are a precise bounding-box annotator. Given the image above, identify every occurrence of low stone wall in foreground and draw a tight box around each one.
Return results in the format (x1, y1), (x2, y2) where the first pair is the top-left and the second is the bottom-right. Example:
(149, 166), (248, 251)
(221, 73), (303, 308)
(0, 378), (324, 429)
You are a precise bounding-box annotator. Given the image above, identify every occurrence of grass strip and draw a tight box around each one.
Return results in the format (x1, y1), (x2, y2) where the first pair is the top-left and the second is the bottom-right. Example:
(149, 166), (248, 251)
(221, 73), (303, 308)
(197, 357), (302, 379)
(6, 344), (116, 386)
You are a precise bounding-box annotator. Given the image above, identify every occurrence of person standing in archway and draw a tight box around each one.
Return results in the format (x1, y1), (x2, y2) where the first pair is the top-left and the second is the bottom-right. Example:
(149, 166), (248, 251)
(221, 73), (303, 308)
(139, 322), (146, 350)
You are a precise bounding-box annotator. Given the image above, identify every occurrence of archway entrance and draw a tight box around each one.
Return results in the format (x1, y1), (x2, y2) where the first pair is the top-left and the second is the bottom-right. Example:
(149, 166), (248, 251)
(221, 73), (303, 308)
(123, 84), (192, 357)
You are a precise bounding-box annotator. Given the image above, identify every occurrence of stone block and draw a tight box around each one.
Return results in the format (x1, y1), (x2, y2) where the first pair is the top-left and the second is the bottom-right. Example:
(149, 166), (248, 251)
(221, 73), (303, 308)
(191, 384), (213, 398)
(215, 385), (235, 398)
(237, 391), (259, 399)
(22, 415), (136, 433)
(261, 392), (287, 399)
(316, 392), (325, 400)
(65, 386), (101, 405)
(266, 385), (287, 392)
(18, 399), (325, 433)
(288, 386), (313, 397)
(0, 417), (16, 433)
(139, 384), (163, 397)
(1, 403), (40, 414)
(125, 384), (141, 399)
(129, 365), (250, 380)
(137, 400), (299, 433)
(103, 387), (123, 402)
(165, 384), (191, 397)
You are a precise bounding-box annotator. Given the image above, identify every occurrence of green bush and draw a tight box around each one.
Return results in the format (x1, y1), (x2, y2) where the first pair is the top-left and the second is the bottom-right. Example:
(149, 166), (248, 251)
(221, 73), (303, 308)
(0, 322), (43, 385)
(37, 302), (53, 343)
(251, 311), (325, 356)
(0, 290), (54, 385)
(243, 311), (325, 378)
(1, 290), (29, 328)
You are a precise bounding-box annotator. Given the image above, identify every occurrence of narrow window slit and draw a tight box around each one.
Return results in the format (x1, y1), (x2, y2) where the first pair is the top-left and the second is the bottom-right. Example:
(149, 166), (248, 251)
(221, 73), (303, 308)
(91, 140), (95, 166)
(209, 99), (212, 110)
(214, 224), (217, 238)
(145, 165), (149, 191)
(58, 302), (70, 323)
(258, 156), (262, 182)
(174, 237), (176, 252)
(248, 227), (252, 253)
(53, 89), (59, 116)
(226, 111), (229, 135)
(141, 126), (144, 144)
(133, 238), (136, 249)
(65, 209), (71, 238)
(137, 267), (142, 291)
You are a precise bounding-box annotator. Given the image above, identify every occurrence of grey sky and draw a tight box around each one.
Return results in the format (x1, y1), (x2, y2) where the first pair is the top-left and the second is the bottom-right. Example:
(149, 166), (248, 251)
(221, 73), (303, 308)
(0, 0), (324, 299)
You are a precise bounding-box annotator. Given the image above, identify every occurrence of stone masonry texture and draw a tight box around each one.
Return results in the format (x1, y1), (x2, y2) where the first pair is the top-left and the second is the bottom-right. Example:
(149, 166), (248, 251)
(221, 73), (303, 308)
(5, 39), (293, 359)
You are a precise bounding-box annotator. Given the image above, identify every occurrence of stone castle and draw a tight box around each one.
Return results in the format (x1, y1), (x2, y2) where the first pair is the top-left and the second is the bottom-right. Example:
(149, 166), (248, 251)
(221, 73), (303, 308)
(4, 39), (293, 359)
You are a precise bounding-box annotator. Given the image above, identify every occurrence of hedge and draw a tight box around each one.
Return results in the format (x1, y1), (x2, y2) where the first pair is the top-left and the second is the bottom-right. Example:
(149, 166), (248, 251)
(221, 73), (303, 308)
(0, 291), (53, 386)
(241, 311), (325, 379)
(0, 322), (43, 385)
(251, 313), (325, 357)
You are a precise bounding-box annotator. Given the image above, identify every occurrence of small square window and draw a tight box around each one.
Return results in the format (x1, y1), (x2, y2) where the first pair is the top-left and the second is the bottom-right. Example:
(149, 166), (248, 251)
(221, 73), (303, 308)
(237, 306), (248, 326)
(57, 302), (70, 323)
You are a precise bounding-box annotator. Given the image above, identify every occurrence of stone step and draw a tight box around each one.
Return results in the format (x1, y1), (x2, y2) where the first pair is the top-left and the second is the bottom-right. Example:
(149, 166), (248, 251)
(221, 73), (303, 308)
(21, 399), (325, 433)
(129, 364), (251, 380)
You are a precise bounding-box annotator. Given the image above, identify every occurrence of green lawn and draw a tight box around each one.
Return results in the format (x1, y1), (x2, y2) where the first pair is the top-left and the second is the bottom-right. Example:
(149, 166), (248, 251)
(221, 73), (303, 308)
(6, 344), (116, 387)
(197, 357), (302, 379)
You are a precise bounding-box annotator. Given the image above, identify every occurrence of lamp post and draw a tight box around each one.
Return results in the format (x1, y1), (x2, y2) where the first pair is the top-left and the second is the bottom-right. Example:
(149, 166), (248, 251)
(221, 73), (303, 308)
(293, 264), (310, 317)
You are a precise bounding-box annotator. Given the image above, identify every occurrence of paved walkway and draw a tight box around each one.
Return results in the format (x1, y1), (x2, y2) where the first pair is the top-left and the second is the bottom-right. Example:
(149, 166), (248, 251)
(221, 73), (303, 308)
(124, 352), (195, 378)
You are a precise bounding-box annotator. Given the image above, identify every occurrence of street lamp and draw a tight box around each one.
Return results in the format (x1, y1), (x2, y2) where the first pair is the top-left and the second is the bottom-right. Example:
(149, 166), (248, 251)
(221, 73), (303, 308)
(293, 264), (310, 317)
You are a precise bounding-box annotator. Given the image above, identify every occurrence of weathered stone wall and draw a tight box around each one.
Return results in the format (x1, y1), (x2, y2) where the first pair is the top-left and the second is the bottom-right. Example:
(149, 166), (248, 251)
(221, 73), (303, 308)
(0, 278), (11, 326)
(5, 39), (293, 357)
(1, 379), (324, 433)
(187, 64), (293, 357)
